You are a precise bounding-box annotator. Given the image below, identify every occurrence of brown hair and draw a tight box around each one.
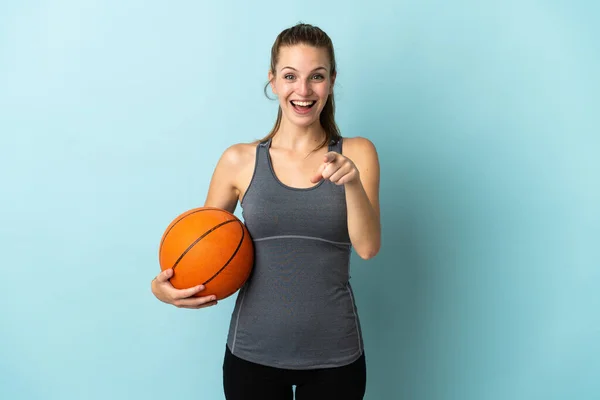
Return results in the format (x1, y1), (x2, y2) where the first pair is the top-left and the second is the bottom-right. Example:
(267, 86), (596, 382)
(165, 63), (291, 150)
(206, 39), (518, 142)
(260, 23), (341, 150)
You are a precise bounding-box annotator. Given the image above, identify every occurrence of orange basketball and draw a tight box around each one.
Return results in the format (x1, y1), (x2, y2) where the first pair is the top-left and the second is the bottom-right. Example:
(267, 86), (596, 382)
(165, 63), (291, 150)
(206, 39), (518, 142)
(158, 207), (254, 300)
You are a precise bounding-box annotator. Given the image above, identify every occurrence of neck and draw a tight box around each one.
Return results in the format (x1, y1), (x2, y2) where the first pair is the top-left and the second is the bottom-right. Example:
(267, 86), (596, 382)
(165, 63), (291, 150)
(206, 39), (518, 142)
(271, 119), (325, 152)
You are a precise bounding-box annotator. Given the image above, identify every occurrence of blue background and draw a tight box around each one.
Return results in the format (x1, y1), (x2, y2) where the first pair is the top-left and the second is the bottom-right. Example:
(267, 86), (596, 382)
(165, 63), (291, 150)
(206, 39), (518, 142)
(1, 1), (598, 399)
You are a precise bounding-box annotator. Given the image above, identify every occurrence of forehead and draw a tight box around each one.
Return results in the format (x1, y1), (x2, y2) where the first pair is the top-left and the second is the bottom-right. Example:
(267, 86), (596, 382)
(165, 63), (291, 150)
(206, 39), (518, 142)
(277, 44), (330, 70)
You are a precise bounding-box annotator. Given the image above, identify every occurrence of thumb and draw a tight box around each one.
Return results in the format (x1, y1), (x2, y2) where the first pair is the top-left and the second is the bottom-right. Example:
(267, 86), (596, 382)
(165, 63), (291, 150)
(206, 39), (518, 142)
(310, 162), (326, 183)
(323, 152), (337, 163)
(155, 268), (173, 283)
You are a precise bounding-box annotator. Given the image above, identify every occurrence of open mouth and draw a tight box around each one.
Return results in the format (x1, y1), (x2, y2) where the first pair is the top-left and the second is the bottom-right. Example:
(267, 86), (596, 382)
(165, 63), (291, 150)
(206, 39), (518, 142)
(290, 100), (316, 113)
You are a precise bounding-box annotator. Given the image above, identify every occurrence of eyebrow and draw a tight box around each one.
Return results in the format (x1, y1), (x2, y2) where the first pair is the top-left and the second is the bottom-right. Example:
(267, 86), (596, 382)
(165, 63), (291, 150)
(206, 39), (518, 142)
(280, 66), (328, 72)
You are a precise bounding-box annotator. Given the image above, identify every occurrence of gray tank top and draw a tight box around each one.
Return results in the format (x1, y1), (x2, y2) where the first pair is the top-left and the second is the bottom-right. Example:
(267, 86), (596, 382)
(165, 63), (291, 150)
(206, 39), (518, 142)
(226, 137), (364, 369)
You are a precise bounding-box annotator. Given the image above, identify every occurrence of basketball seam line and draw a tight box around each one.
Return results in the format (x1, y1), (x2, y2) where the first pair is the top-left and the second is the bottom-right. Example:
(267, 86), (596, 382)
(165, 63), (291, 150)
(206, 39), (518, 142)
(202, 220), (247, 286)
(159, 208), (232, 260)
(170, 219), (237, 271)
(160, 209), (209, 260)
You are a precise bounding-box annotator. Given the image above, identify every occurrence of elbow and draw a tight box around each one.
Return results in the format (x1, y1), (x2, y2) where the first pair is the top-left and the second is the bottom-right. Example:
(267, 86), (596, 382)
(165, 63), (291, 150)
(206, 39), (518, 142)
(356, 241), (381, 260)
(359, 252), (377, 260)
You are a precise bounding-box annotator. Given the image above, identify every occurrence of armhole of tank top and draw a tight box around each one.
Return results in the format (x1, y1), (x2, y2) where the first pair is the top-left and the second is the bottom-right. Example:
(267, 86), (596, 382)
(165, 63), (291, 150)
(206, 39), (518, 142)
(240, 141), (263, 206)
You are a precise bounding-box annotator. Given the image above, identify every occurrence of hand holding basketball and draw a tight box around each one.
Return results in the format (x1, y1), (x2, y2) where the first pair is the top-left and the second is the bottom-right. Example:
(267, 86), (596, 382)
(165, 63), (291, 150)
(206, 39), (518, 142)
(310, 152), (360, 186)
(156, 207), (254, 305)
(151, 268), (218, 309)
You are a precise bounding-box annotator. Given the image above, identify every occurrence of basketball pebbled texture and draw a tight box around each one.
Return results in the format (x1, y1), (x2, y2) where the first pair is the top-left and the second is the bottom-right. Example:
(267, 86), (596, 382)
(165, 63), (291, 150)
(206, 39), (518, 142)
(159, 207), (254, 300)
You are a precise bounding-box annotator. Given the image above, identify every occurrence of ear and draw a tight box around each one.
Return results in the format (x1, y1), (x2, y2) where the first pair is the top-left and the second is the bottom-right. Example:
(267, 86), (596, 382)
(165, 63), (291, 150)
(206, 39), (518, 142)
(268, 70), (277, 95)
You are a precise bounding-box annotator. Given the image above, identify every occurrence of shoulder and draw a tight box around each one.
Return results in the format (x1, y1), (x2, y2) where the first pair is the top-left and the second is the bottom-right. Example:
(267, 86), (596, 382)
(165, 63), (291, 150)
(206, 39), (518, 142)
(218, 141), (260, 170)
(206, 140), (260, 206)
(341, 136), (379, 166)
(342, 136), (377, 152)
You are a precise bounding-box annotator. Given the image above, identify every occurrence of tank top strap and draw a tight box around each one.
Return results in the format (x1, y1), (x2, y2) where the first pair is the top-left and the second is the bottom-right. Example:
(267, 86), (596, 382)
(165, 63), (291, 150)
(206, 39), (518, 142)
(243, 139), (271, 188)
(328, 136), (343, 153)
(255, 139), (271, 166)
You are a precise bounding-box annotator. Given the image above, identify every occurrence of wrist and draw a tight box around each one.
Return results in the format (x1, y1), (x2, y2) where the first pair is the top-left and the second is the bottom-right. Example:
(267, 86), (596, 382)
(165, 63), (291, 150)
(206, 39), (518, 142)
(344, 177), (363, 190)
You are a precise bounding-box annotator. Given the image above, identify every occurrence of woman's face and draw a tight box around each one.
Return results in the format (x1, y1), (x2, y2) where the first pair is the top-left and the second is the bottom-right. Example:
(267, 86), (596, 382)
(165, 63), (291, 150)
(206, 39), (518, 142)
(269, 44), (335, 129)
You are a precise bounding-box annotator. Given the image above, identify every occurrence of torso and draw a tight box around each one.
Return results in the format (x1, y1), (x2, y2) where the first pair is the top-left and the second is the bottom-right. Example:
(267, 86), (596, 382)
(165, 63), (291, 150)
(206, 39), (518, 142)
(225, 136), (364, 369)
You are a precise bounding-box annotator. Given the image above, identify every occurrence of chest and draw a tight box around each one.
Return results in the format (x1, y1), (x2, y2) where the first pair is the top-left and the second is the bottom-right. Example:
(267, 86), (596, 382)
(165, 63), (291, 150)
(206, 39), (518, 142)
(240, 141), (350, 243)
(267, 148), (327, 189)
(241, 179), (350, 243)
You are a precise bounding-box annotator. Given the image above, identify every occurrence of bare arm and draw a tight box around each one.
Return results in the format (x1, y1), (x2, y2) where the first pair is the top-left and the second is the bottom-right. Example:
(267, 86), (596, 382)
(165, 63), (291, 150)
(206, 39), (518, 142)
(343, 138), (381, 259)
(203, 144), (247, 213)
(150, 144), (251, 307)
(311, 137), (381, 259)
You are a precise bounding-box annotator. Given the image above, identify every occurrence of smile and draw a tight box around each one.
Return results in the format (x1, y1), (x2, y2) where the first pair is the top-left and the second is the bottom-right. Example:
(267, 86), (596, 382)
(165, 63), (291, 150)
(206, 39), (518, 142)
(291, 100), (316, 107)
(290, 100), (316, 114)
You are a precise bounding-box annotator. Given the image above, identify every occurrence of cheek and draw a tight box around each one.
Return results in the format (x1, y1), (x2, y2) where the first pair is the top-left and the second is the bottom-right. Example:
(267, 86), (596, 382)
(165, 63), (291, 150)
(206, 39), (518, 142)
(317, 83), (332, 98)
(278, 89), (291, 105)
(274, 82), (291, 98)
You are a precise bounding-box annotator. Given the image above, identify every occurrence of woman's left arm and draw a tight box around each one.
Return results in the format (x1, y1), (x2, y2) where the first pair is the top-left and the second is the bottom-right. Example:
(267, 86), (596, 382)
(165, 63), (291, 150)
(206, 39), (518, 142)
(311, 137), (381, 259)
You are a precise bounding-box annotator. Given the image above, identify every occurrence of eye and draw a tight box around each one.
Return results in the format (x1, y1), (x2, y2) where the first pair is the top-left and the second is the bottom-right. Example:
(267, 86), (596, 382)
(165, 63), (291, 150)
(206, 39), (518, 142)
(312, 74), (325, 80)
(284, 74), (295, 80)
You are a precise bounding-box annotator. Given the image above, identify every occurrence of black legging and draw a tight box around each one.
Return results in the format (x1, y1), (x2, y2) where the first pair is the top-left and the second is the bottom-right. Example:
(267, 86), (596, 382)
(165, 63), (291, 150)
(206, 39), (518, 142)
(222, 346), (367, 400)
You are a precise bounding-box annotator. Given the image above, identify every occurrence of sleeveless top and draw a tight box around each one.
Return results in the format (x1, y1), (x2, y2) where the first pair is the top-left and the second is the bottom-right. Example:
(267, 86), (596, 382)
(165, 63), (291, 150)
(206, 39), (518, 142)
(225, 137), (364, 370)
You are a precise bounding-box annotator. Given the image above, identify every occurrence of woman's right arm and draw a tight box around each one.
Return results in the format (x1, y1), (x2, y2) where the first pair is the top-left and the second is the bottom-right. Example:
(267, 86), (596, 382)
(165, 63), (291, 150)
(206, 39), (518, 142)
(150, 144), (246, 308)
(203, 144), (247, 213)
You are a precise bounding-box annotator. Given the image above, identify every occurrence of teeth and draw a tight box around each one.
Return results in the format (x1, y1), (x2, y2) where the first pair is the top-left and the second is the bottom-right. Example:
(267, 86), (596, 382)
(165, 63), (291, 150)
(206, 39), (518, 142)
(292, 101), (314, 107)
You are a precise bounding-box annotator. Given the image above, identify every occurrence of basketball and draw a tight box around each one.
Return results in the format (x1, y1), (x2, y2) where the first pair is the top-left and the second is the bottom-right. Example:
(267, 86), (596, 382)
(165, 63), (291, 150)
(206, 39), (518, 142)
(158, 207), (254, 300)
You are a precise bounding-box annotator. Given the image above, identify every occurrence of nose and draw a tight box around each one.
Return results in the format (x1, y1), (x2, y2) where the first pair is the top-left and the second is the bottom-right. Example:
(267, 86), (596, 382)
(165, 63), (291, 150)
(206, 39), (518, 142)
(295, 79), (312, 97)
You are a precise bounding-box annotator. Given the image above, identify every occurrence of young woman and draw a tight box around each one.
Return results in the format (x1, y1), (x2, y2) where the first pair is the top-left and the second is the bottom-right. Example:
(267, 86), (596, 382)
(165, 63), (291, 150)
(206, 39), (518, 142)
(152, 23), (381, 400)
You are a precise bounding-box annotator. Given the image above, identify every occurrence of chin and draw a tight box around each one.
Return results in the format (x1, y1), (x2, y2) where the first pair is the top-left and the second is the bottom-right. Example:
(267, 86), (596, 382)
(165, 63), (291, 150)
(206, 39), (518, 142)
(282, 108), (323, 128)
(294, 117), (320, 127)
